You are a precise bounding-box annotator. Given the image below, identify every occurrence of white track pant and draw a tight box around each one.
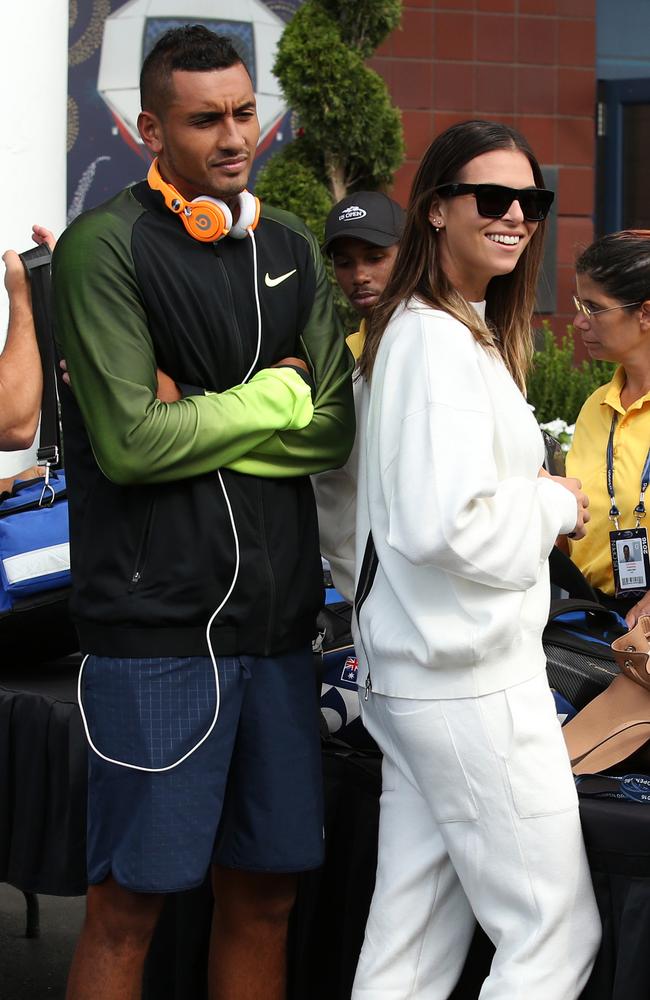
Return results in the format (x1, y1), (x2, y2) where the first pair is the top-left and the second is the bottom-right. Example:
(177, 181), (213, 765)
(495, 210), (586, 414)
(352, 672), (601, 1000)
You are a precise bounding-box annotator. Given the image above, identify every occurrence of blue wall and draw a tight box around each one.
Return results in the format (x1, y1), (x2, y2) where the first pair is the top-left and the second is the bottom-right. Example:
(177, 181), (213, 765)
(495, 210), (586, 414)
(597, 0), (650, 80)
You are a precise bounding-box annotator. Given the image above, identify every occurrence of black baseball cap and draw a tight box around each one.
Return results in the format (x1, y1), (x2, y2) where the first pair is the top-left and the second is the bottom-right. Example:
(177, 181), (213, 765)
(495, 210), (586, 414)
(322, 191), (405, 254)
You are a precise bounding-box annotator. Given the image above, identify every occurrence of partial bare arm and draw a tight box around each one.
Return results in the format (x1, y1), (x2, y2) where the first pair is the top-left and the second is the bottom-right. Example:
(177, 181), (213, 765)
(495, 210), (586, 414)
(0, 250), (42, 450)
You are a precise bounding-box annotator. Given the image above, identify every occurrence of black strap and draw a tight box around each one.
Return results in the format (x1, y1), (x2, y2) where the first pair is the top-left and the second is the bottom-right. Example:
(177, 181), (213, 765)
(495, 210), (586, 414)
(549, 545), (599, 604)
(547, 596), (617, 624)
(354, 531), (379, 617)
(18, 244), (61, 467)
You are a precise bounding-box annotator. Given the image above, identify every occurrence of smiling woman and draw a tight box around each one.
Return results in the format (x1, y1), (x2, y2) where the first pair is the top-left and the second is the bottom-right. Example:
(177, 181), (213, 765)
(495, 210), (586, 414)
(359, 122), (554, 390)
(350, 120), (600, 999)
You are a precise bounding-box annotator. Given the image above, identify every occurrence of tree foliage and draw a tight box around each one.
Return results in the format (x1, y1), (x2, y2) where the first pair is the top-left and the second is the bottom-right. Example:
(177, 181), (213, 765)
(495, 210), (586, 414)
(258, 142), (332, 243)
(318, 0), (401, 57)
(527, 323), (616, 425)
(256, 0), (404, 227)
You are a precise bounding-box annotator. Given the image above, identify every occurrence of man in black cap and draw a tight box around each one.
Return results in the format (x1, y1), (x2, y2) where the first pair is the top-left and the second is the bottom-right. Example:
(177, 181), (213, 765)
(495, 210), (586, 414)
(315, 192), (404, 600)
(322, 191), (405, 361)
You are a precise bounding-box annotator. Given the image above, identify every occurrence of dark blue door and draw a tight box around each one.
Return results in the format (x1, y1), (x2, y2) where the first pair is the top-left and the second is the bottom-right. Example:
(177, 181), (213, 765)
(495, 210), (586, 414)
(597, 78), (650, 234)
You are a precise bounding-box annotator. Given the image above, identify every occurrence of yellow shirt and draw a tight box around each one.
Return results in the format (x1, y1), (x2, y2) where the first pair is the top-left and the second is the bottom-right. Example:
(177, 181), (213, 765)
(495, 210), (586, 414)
(345, 318), (366, 361)
(566, 366), (650, 594)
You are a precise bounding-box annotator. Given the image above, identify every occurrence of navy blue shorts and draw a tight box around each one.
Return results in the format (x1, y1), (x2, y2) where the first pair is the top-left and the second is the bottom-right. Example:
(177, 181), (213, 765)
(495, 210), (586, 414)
(81, 647), (324, 893)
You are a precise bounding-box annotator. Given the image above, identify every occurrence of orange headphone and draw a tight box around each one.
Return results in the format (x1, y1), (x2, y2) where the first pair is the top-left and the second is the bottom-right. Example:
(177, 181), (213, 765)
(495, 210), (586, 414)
(147, 158), (261, 243)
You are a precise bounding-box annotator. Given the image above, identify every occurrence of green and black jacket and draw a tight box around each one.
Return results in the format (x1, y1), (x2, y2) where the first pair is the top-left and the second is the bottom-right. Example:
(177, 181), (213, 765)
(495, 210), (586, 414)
(53, 180), (354, 657)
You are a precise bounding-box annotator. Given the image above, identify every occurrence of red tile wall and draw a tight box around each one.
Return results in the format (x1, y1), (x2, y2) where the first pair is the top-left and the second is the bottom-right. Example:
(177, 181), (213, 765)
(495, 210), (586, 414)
(369, 1), (597, 336)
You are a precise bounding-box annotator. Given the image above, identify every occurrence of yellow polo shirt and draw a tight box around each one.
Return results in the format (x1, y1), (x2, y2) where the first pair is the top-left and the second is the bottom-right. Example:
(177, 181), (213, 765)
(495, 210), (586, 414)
(566, 366), (650, 595)
(346, 318), (366, 361)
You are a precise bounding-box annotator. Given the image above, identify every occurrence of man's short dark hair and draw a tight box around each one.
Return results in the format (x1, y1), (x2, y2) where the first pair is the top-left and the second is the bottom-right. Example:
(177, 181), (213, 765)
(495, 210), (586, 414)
(140, 25), (247, 116)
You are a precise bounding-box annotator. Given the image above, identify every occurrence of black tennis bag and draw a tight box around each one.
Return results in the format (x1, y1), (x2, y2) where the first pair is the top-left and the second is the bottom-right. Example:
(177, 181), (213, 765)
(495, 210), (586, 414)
(543, 599), (626, 711)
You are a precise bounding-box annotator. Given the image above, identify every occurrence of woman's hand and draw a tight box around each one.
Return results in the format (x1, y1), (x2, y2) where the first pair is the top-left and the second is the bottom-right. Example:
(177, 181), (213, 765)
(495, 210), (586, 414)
(542, 472), (590, 540)
(625, 592), (650, 628)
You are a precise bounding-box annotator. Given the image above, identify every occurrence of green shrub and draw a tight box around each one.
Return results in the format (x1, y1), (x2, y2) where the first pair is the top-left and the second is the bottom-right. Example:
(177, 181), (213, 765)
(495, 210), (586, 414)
(527, 322), (616, 425)
(317, 0), (402, 57)
(256, 141), (332, 243)
(256, 0), (404, 328)
(271, 2), (403, 201)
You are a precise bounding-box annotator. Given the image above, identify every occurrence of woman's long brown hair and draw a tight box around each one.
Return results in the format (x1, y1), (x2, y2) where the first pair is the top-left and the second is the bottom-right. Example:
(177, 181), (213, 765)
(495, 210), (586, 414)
(358, 120), (548, 391)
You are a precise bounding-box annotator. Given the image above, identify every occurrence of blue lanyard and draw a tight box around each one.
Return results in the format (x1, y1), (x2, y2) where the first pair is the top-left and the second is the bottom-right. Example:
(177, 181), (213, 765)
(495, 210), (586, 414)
(575, 771), (650, 803)
(606, 412), (650, 529)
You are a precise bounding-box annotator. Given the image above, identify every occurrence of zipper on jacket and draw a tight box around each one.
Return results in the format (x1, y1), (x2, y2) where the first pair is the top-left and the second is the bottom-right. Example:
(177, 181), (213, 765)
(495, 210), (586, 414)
(212, 252), (246, 375)
(128, 499), (156, 592)
(355, 532), (379, 702)
(257, 482), (277, 655)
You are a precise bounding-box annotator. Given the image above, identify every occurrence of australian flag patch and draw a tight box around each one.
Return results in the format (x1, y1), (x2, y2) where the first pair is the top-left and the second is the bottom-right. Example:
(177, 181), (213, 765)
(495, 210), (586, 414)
(341, 656), (358, 684)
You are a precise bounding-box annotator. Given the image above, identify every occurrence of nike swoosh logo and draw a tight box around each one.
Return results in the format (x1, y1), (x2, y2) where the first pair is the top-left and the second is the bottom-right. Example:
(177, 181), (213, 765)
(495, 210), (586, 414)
(265, 269), (297, 287)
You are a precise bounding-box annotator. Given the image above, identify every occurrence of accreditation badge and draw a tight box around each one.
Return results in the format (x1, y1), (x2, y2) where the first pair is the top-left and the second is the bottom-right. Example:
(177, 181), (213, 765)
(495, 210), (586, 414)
(609, 527), (650, 597)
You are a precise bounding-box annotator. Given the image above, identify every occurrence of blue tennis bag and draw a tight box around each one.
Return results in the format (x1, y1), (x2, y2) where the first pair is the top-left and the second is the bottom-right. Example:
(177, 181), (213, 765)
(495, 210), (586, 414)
(0, 469), (70, 613)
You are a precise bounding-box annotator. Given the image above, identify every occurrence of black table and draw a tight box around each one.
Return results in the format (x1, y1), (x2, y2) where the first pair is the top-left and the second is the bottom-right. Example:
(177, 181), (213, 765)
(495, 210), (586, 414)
(2, 664), (650, 1000)
(0, 656), (87, 897)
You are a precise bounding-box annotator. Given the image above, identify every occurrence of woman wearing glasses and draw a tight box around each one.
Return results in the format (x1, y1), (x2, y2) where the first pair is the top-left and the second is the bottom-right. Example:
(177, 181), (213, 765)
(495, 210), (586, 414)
(567, 231), (650, 627)
(351, 120), (600, 999)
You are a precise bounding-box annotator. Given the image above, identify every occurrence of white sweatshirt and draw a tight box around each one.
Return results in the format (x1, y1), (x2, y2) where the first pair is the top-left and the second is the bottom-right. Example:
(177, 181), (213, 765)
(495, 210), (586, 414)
(352, 300), (578, 700)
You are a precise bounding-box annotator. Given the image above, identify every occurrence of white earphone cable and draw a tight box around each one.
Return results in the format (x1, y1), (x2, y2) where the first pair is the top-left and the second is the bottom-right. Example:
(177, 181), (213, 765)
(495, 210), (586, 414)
(77, 224), (263, 772)
(242, 228), (262, 382)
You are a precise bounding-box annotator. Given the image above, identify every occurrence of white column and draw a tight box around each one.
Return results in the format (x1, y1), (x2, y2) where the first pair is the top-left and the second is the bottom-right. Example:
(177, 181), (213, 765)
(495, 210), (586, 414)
(0, 0), (68, 476)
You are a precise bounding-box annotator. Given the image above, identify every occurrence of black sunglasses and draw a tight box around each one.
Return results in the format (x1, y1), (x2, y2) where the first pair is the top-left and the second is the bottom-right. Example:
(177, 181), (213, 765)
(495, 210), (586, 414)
(434, 183), (555, 222)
